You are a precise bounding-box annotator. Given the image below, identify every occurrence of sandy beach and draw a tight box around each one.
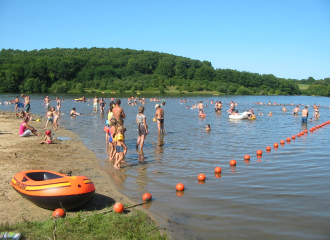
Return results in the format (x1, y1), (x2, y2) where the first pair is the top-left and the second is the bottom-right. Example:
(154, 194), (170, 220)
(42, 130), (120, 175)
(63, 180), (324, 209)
(0, 111), (133, 224)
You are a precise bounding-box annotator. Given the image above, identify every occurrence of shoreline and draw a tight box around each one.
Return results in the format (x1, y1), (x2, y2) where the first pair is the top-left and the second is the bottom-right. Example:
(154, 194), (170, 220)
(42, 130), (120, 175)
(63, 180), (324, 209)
(0, 111), (157, 225)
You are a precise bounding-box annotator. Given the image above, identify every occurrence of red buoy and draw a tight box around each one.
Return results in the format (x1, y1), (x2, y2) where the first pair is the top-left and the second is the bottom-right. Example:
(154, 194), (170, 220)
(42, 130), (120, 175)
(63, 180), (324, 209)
(244, 155), (250, 160)
(280, 140), (285, 144)
(113, 203), (125, 213)
(176, 183), (185, 191)
(266, 146), (271, 151)
(230, 160), (236, 166)
(198, 174), (206, 181)
(274, 143), (279, 147)
(142, 193), (152, 202)
(257, 150), (263, 155)
(53, 208), (66, 218)
(286, 137), (291, 142)
(214, 167), (222, 173)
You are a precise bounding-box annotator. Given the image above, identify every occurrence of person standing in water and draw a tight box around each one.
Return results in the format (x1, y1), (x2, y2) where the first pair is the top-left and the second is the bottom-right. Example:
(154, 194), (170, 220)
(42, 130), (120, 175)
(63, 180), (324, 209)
(44, 96), (50, 109)
(302, 106), (308, 123)
(21, 94), (30, 115)
(55, 97), (61, 113)
(113, 99), (126, 120)
(155, 104), (164, 134)
(93, 96), (99, 111)
(136, 106), (148, 150)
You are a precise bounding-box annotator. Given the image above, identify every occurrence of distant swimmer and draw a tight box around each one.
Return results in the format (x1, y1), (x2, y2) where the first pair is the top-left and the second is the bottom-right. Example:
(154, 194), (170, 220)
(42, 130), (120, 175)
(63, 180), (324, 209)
(204, 124), (211, 131)
(70, 108), (82, 116)
(44, 96), (50, 109)
(282, 106), (287, 112)
(55, 97), (61, 112)
(268, 111), (273, 116)
(21, 93), (30, 114)
(313, 107), (320, 118)
(292, 105), (301, 115)
(301, 106), (308, 123)
(93, 96), (99, 111)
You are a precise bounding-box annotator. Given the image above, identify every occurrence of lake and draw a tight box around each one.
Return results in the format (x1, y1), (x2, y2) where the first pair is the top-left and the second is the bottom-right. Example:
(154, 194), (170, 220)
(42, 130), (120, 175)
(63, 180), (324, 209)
(1, 93), (330, 239)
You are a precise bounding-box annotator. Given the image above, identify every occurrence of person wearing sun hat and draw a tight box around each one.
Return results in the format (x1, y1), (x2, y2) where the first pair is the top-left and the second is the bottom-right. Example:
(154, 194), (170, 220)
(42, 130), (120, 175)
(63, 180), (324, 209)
(155, 104), (164, 134)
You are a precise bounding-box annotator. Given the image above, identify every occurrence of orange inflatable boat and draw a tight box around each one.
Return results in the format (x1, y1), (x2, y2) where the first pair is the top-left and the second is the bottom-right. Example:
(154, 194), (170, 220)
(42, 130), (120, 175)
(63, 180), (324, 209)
(11, 170), (95, 210)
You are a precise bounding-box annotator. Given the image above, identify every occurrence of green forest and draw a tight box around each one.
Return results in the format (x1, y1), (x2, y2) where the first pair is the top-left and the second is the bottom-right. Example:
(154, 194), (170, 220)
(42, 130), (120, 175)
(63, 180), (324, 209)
(0, 47), (329, 96)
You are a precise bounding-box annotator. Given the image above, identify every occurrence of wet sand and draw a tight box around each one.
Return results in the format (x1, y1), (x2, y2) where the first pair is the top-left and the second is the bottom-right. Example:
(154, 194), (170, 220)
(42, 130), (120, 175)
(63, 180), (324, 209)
(0, 111), (134, 224)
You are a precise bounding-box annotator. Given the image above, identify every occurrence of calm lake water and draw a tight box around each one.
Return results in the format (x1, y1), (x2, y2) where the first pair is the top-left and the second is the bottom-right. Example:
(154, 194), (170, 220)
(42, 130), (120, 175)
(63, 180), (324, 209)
(1, 93), (330, 239)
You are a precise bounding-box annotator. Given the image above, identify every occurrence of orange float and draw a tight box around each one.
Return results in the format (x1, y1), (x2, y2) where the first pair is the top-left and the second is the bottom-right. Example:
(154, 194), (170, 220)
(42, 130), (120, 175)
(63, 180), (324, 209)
(286, 137), (291, 142)
(297, 133), (301, 137)
(291, 135), (296, 139)
(300, 132), (304, 135)
(53, 208), (66, 218)
(142, 193), (152, 201)
(198, 174), (206, 181)
(244, 155), (250, 160)
(266, 146), (271, 151)
(274, 143), (279, 147)
(214, 167), (222, 173)
(230, 160), (236, 166)
(11, 170), (95, 210)
(256, 150), (263, 155)
(176, 183), (185, 191)
(113, 203), (124, 213)
(280, 140), (285, 144)
(304, 130), (308, 133)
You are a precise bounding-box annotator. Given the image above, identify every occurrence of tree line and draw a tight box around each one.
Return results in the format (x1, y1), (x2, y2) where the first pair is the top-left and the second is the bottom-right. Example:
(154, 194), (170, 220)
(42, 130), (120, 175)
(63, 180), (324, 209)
(0, 47), (325, 96)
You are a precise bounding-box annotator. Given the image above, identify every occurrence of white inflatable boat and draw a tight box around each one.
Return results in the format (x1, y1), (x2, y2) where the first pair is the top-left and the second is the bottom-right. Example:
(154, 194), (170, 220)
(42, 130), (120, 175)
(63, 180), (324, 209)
(229, 111), (249, 119)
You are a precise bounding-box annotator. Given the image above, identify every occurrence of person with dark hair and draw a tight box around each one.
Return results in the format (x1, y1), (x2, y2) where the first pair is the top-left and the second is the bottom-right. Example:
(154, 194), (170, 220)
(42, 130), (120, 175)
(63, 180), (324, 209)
(113, 99), (126, 120)
(155, 104), (164, 134)
(136, 106), (148, 150)
(70, 108), (82, 116)
(19, 117), (40, 137)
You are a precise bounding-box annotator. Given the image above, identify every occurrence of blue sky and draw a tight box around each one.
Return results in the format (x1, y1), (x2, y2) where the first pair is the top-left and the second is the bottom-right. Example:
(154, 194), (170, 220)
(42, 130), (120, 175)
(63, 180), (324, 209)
(0, 0), (329, 80)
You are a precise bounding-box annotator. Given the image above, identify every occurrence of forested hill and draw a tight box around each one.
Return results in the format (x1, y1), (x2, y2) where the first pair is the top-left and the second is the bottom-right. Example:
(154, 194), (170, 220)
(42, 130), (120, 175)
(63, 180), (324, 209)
(0, 47), (301, 95)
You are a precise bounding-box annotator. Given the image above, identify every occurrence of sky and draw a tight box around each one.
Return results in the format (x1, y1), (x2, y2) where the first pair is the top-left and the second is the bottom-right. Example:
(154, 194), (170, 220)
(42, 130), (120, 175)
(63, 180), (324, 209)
(0, 0), (329, 80)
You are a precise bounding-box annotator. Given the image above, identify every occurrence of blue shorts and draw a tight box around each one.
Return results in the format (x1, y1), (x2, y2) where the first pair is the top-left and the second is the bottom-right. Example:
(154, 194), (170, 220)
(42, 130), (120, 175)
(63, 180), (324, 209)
(302, 117), (307, 123)
(116, 145), (123, 153)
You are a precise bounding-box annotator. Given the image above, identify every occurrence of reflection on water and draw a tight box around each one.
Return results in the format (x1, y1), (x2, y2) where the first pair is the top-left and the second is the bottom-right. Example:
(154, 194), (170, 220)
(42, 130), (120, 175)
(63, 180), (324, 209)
(1, 93), (330, 239)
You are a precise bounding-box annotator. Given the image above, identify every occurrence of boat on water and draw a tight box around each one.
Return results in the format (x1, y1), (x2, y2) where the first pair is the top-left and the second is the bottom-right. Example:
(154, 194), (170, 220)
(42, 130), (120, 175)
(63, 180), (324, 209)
(11, 170), (95, 210)
(228, 111), (249, 119)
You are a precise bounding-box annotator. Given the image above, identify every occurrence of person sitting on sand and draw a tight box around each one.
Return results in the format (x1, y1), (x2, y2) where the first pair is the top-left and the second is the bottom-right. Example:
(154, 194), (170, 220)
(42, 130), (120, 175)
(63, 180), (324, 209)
(19, 117), (41, 137)
(39, 130), (53, 144)
(70, 108), (82, 116)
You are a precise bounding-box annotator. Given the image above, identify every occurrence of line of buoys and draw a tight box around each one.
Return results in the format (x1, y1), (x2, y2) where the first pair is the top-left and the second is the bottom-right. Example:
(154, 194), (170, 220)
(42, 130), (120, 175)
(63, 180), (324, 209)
(113, 203), (125, 213)
(229, 159), (237, 166)
(198, 174), (206, 181)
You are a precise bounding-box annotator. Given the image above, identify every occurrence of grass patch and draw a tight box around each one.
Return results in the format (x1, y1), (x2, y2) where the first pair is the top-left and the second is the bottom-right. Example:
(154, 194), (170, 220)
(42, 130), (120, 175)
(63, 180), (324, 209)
(298, 84), (309, 90)
(0, 209), (167, 240)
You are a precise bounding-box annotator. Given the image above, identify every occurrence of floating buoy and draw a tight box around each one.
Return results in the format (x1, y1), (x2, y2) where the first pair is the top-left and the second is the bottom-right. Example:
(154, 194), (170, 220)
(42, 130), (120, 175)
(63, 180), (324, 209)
(300, 131), (304, 135)
(214, 167), (222, 173)
(274, 143), (279, 147)
(297, 133), (301, 137)
(244, 155), (250, 160)
(176, 183), (185, 191)
(304, 130), (308, 133)
(257, 150), (262, 155)
(53, 208), (66, 218)
(280, 140), (285, 144)
(286, 137), (291, 142)
(113, 203), (124, 213)
(198, 174), (206, 181)
(142, 193), (152, 202)
(266, 146), (271, 151)
(292, 135), (296, 139)
(230, 160), (236, 166)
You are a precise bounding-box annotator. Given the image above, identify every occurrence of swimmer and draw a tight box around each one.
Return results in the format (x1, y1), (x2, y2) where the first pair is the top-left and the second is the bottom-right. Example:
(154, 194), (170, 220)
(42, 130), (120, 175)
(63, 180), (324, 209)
(302, 106), (308, 123)
(292, 105), (300, 115)
(99, 97), (106, 114)
(93, 96), (99, 111)
(108, 119), (117, 161)
(52, 107), (59, 130)
(155, 104), (164, 134)
(309, 118), (314, 122)
(113, 99), (126, 120)
(44, 96), (50, 109)
(313, 107), (320, 118)
(204, 124), (211, 131)
(268, 111), (273, 116)
(70, 108), (82, 116)
(282, 106), (287, 112)
(55, 97), (61, 112)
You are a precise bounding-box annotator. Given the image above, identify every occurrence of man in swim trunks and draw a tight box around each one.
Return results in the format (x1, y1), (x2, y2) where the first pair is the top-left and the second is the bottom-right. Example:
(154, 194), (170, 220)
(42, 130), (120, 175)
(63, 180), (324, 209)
(198, 101), (204, 111)
(301, 106), (308, 123)
(292, 105), (300, 115)
(44, 96), (50, 109)
(99, 97), (106, 113)
(112, 99), (126, 120)
(155, 104), (164, 134)
(93, 96), (99, 111)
